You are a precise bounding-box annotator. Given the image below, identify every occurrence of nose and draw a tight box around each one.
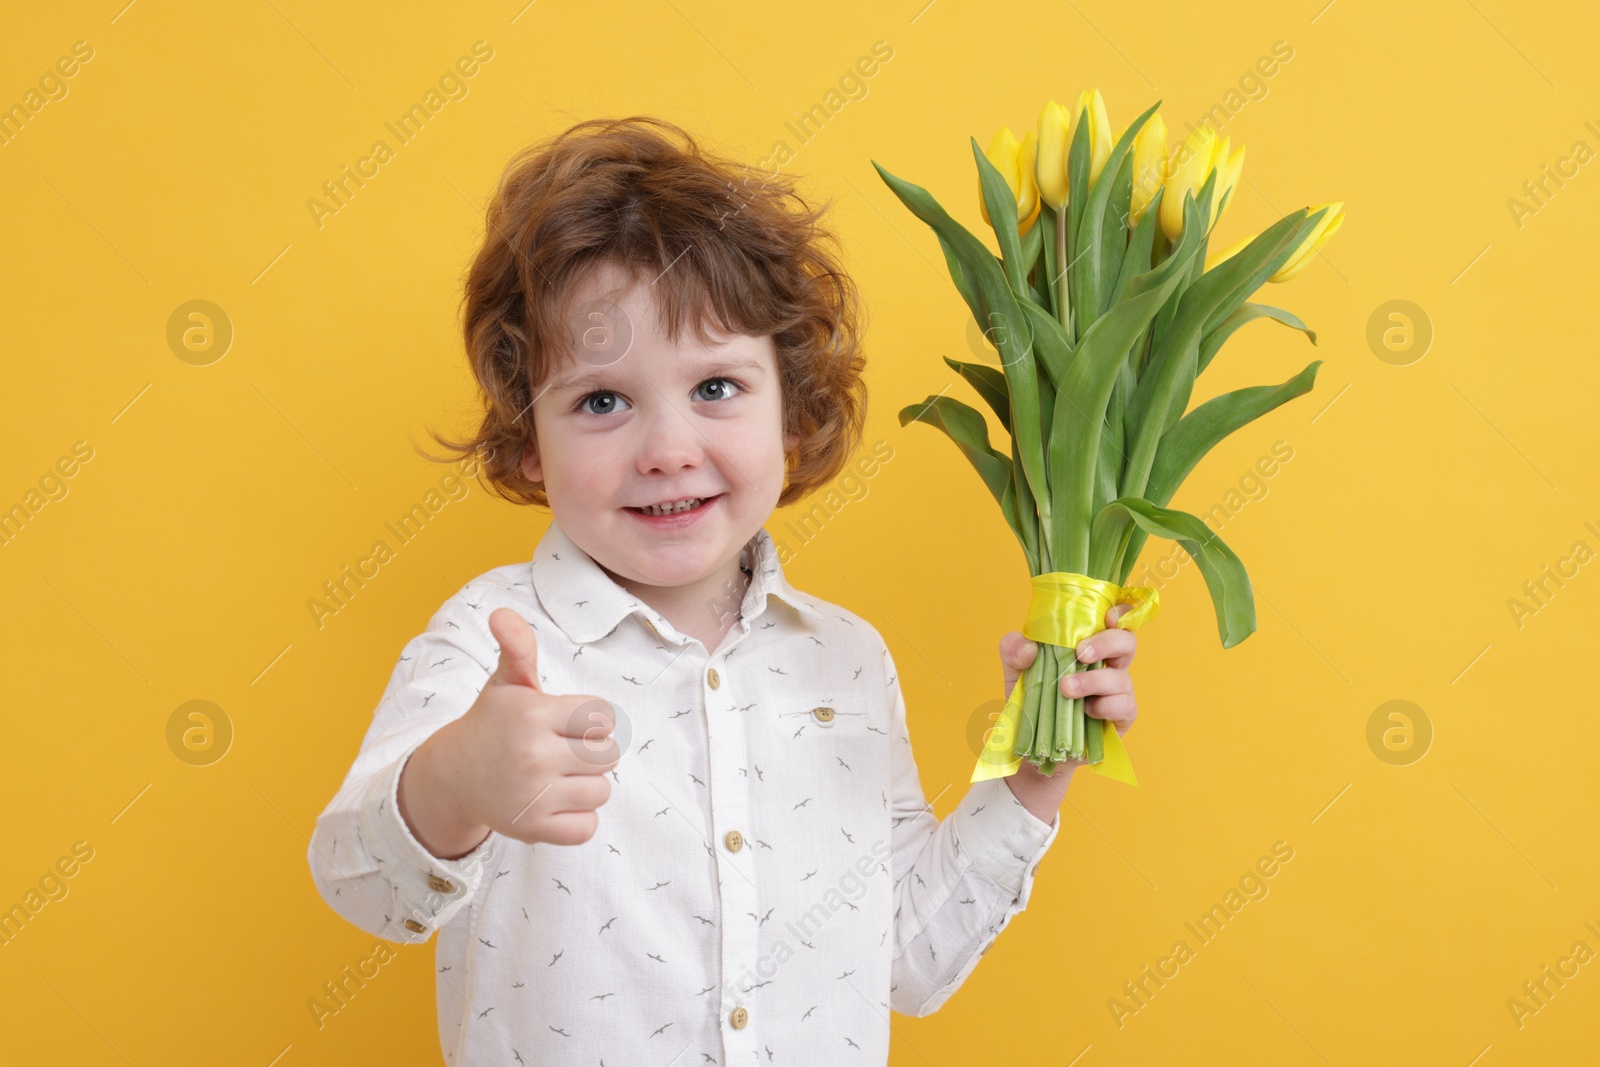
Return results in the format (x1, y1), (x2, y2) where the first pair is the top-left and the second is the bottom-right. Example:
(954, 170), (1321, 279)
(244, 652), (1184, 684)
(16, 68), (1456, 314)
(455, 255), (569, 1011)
(634, 389), (708, 475)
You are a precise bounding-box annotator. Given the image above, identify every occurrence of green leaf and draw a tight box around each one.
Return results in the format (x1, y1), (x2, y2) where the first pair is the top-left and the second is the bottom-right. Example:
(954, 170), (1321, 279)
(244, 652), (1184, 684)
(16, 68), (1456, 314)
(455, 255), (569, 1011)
(1091, 497), (1256, 648)
(972, 136), (1027, 298)
(1022, 217), (1050, 309)
(1039, 205), (1062, 320)
(1049, 191), (1207, 575)
(1198, 302), (1317, 376)
(1147, 359), (1323, 508)
(1111, 187), (1162, 312)
(1063, 117), (1091, 342)
(1200, 206), (1331, 337)
(1015, 297), (1073, 387)
(932, 230), (984, 328)
(899, 395), (1016, 529)
(941, 354), (1011, 436)
(1122, 203), (1314, 500)
(1074, 101), (1159, 326)
(873, 161), (1051, 525)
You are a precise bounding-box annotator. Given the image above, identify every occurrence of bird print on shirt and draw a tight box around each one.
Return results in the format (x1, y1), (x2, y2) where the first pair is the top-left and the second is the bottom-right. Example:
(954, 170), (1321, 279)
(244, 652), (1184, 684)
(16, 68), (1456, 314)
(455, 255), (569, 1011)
(307, 520), (1061, 1063)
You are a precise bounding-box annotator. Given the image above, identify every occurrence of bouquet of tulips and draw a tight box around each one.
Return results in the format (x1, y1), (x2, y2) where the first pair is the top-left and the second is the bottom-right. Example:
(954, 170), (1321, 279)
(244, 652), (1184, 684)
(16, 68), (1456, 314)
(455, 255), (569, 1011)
(873, 91), (1344, 780)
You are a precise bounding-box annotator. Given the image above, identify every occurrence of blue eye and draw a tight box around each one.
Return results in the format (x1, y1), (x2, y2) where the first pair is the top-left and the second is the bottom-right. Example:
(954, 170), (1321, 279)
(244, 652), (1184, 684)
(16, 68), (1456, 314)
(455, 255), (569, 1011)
(694, 377), (743, 402)
(576, 391), (630, 416)
(573, 378), (743, 417)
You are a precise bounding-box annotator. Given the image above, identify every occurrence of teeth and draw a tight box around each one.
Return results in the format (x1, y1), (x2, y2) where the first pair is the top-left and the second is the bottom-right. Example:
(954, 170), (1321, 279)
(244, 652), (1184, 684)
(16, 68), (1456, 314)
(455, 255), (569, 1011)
(639, 497), (704, 515)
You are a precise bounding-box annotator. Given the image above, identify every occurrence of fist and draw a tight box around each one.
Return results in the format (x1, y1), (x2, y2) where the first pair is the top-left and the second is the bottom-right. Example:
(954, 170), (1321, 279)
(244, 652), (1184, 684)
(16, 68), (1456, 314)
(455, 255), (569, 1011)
(998, 601), (1140, 745)
(448, 607), (622, 846)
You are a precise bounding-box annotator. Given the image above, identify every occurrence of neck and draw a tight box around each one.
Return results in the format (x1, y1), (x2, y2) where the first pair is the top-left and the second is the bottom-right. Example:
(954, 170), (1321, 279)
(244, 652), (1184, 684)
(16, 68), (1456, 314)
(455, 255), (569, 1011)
(606, 551), (753, 650)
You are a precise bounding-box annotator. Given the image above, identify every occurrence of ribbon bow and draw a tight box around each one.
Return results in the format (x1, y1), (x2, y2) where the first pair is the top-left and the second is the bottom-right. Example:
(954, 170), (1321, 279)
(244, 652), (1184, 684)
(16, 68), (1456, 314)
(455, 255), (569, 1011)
(970, 571), (1159, 787)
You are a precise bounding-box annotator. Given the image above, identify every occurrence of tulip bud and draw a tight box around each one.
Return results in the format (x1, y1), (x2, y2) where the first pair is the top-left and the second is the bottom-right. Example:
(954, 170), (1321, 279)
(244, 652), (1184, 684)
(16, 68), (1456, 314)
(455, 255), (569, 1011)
(1129, 113), (1168, 227)
(1035, 99), (1070, 210)
(1272, 202), (1345, 282)
(979, 127), (1042, 233)
(1160, 125), (1221, 241)
(1067, 89), (1112, 186)
(1209, 141), (1246, 230)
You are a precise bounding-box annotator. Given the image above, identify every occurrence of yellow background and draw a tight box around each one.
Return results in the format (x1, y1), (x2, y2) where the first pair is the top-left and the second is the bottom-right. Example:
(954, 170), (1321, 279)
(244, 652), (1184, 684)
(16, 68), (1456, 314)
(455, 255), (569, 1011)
(4, 1), (1596, 1063)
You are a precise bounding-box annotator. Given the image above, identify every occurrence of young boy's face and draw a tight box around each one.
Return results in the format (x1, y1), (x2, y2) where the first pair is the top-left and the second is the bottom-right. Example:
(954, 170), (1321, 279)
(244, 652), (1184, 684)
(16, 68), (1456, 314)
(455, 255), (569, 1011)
(522, 259), (797, 610)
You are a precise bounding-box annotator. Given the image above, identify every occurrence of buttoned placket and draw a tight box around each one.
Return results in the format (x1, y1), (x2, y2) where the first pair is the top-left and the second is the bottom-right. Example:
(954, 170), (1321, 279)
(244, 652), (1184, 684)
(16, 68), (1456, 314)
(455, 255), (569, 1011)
(700, 611), (762, 1057)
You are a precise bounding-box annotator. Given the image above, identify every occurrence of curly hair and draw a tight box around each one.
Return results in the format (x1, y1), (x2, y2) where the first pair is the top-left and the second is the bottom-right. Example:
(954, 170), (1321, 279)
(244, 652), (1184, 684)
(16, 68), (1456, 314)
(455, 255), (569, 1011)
(422, 115), (868, 510)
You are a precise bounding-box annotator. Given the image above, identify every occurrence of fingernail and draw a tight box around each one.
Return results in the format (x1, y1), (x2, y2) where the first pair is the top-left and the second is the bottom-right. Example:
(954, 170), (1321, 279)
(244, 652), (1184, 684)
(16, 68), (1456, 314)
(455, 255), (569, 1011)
(1078, 644), (1094, 661)
(1064, 676), (1079, 695)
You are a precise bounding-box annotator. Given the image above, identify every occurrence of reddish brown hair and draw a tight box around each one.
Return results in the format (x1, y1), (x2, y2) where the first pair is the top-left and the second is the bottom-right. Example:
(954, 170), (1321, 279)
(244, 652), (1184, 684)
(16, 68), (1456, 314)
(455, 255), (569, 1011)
(422, 115), (868, 509)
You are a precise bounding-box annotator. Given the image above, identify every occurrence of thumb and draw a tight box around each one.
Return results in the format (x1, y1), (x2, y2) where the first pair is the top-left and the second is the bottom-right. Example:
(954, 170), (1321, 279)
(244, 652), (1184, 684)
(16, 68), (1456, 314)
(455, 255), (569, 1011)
(999, 631), (1037, 700)
(487, 607), (542, 690)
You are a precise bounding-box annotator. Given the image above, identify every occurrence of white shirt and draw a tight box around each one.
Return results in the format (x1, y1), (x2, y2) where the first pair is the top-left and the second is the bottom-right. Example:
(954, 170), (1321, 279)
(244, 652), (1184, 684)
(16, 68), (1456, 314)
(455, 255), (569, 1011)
(308, 519), (1061, 1065)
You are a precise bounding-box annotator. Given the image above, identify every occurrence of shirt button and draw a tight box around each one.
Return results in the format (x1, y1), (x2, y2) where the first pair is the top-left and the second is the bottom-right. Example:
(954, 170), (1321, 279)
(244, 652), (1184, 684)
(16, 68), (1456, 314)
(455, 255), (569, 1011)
(427, 874), (455, 894)
(708, 667), (721, 689)
(730, 1006), (749, 1029)
(402, 918), (425, 933)
(811, 706), (835, 723)
(724, 830), (743, 852)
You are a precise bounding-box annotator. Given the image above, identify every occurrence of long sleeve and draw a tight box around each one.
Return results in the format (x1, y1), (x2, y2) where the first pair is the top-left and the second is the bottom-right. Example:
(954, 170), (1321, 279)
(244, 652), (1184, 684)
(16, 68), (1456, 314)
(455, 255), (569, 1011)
(306, 590), (503, 944)
(883, 643), (1062, 1017)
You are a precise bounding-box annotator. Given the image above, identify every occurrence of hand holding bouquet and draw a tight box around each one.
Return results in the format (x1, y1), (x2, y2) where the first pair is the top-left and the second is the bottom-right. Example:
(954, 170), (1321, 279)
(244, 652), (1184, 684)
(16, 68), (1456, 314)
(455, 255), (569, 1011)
(873, 91), (1344, 783)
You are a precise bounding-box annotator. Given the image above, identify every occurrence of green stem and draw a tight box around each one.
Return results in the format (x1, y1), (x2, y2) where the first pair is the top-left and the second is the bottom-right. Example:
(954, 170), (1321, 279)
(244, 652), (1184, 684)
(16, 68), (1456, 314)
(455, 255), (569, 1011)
(1055, 203), (1072, 339)
(1044, 643), (1063, 760)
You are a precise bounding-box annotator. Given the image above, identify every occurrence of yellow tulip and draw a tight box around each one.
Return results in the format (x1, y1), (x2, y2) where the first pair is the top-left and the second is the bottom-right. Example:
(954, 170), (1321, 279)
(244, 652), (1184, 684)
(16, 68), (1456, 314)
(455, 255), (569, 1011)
(979, 126), (1041, 233)
(1203, 232), (1253, 273)
(1272, 202), (1345, 282)
(1209, 140), (1246, 230)
(1160, 125), (1221, 241)
(1035, 99), (1070, 209)
(1128, 113), (1168, 226)
(1067, 89), (1112, 186)
(1201, 202), (1346, 281)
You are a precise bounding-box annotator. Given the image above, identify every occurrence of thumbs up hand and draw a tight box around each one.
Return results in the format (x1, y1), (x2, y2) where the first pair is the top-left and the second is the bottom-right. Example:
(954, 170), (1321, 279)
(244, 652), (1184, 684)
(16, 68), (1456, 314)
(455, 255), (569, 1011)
(398, 608), (621, 857)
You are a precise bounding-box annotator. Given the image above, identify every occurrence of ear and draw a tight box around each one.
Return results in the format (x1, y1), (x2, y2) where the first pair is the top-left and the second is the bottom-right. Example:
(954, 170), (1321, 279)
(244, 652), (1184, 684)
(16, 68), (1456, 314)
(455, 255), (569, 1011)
(520, 440), (542, 483)
(783, 430), (799, 453)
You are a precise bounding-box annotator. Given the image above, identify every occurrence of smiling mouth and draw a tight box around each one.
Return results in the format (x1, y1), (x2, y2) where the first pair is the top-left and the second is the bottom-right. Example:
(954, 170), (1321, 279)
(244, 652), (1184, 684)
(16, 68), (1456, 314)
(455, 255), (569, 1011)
(627, 494), (723, 516)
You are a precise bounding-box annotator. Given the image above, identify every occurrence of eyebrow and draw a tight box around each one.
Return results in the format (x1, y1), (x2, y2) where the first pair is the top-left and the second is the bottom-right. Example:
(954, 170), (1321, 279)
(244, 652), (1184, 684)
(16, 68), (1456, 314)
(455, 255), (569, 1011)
(545, 356), (767, 396)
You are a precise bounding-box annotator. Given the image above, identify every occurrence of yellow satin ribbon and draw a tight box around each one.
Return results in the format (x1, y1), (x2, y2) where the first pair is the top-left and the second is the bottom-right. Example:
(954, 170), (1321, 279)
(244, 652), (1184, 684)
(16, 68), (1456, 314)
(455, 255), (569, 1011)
(970, 571), (1160, 787)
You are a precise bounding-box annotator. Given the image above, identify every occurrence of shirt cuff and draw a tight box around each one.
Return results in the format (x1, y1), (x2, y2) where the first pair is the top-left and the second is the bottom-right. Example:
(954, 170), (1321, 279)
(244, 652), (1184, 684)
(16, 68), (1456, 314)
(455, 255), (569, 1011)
(948, 775), (1061, 896)
(361, 740), (495, 941)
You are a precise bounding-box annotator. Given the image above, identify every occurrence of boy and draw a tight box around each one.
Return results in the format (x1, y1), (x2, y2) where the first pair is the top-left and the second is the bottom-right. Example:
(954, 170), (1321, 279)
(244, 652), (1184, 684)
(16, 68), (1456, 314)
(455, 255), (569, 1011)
(307, 115), (1140, 1065)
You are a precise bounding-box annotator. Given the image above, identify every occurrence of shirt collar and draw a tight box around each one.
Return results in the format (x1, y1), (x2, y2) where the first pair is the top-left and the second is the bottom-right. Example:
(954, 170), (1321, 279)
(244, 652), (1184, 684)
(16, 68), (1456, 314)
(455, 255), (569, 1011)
(531, 520), (823, 645)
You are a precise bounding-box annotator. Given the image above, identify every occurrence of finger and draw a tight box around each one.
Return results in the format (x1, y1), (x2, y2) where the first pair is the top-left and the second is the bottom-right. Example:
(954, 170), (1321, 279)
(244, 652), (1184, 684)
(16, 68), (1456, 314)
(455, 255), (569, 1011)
(553, 698), (618, 744)
(538, 772), (613, 813)
(519, 809), (599, 847)
(999, 631), (1037, 670)
(1060, 665), (1133, 699)
(1106, 600), (1134, 628)
(488, 607), (542, 689)
(1000, 631), (1038, 701)
(1075, 627), (1137, 670)
(1084, 693), (1137, 735)
(560, 721), (622, 775)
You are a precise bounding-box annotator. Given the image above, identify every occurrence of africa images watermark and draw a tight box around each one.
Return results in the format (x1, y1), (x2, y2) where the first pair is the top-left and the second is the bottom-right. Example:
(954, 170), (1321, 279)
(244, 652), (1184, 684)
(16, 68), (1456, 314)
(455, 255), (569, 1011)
(305, 41), (495, 230)
(1504, 515), (1600, 631)
(1107, 840), (1296, 1028)
(1506, 119), (1600, 231)
(1126, 440), (1295, 592)
(305, 449), (492, 630)
(717, 837), (893, 1015)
